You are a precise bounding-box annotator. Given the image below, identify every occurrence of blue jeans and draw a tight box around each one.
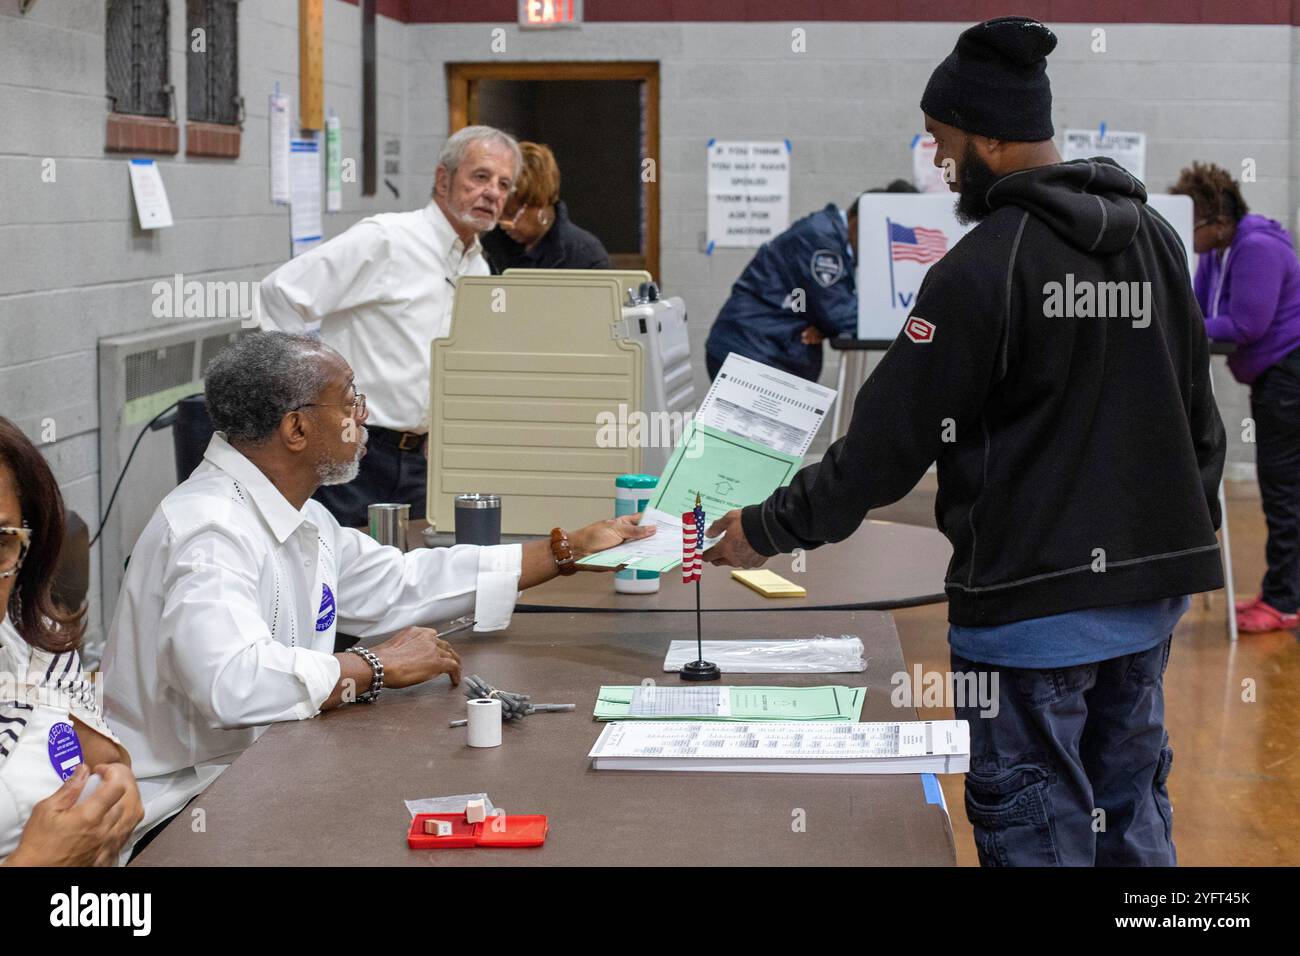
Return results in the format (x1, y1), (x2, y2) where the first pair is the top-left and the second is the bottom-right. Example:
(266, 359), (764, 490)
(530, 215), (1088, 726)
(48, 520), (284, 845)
(951, 638), (1176, 867)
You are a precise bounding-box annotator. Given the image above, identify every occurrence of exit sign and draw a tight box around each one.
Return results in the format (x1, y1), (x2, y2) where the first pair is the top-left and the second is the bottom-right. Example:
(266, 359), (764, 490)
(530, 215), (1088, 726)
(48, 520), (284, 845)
(518, 0), (581, 29)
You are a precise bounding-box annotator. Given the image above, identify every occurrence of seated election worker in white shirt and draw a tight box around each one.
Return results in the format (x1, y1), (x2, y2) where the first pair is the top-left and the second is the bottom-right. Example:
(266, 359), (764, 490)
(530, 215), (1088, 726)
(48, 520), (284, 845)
(0, 416), (142, 867)
(256, 124), (521, 529)
(102, 332), (653, 855)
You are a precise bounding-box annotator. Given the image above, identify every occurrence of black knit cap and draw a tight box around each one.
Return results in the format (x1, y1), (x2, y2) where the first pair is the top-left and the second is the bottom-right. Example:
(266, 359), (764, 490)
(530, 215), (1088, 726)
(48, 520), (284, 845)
(920, 16), (1057, 141)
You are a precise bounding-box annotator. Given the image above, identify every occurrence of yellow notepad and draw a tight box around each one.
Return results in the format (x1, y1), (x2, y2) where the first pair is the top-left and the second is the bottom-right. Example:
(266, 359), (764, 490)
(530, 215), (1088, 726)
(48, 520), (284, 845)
(731, 569), (807, 598)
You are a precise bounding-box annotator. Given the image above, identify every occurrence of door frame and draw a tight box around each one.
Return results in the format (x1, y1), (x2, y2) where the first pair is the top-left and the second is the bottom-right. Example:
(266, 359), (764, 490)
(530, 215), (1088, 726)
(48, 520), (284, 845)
(447, 61), (660, 279)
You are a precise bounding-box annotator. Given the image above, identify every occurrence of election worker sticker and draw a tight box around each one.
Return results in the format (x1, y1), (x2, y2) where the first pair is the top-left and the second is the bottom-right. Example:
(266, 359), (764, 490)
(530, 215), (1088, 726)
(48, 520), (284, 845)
(47, 722), (84, 780)
(316, 582), (336, 632)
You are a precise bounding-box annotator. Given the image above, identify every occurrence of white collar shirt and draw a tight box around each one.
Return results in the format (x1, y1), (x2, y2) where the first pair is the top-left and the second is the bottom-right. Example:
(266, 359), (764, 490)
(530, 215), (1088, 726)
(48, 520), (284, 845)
(255, 200), (489, 432)
(102, 434), (521, 845)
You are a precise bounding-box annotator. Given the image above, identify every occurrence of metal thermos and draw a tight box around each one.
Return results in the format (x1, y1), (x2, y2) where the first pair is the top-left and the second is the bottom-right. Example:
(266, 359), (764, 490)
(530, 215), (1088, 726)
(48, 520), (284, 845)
(455, 494), (502, 545)
(367, 503), (410, 552)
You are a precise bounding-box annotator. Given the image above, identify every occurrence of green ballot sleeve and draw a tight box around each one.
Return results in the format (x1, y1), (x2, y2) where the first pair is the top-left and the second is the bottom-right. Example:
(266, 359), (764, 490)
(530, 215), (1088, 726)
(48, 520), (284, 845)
(577, 420), (803, 572)
(648, 420), (802, 517)
(593, 685), (865, 722)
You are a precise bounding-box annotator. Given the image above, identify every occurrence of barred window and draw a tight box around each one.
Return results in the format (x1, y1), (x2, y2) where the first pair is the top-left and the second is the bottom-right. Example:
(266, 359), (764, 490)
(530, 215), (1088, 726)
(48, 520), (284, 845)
(106, 0), (172, 118)
(187, 0), (241, 126)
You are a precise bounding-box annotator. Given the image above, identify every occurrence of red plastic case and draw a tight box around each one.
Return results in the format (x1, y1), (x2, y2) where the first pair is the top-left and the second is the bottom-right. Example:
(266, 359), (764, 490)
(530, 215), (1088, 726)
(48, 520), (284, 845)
(407, 813), (548, 849)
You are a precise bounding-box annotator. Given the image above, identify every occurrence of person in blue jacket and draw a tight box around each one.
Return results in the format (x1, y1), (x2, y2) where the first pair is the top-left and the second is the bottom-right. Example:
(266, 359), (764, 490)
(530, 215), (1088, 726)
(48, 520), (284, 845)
(705, 180), (918, 381)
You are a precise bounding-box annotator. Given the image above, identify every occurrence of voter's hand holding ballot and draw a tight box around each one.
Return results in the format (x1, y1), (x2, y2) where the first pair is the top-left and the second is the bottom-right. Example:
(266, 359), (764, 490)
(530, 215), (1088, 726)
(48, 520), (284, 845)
(577, 355), (837, 574)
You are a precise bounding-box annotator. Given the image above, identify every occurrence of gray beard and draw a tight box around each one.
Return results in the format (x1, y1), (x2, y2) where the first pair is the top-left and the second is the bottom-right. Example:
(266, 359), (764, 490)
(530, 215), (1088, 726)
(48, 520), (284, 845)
(316, 454), (361, 486)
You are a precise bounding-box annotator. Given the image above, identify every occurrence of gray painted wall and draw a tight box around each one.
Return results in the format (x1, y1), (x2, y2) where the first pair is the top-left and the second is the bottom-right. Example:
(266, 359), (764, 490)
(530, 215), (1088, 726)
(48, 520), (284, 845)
(0, 6), (1286, 640)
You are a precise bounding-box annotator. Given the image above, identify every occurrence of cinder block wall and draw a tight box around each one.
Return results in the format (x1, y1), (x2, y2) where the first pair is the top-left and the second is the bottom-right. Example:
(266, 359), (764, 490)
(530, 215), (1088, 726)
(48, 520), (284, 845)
(0, 5), (1286, 641)
(0, 0), (414, 643)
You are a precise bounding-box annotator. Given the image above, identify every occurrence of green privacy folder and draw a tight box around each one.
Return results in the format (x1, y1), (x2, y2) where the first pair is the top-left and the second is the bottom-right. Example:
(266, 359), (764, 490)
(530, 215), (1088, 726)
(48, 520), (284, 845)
(593, 685), (865, 722)
(577, 420), (802, 572)
(648, 420), (801, 517)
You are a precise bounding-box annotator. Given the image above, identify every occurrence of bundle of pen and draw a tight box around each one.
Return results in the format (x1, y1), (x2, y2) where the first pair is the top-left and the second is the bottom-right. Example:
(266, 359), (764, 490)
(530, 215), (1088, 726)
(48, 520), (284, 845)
(449, 675), (576, 727)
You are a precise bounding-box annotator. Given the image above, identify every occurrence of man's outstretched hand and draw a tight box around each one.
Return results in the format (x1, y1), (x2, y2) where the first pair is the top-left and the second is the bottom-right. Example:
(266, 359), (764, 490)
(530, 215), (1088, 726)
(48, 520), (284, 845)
(702, 508), (769, 569)
(571, 512), (657, 572)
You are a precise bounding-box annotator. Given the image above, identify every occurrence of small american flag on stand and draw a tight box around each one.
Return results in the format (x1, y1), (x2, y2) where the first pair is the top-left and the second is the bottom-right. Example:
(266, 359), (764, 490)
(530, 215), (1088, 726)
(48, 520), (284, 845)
(681, 495), (705, 583)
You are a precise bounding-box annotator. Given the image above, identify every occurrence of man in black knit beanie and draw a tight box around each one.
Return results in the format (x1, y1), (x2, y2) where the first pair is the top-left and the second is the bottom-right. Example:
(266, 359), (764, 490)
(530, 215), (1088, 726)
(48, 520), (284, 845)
(705, 17), (1226, 867)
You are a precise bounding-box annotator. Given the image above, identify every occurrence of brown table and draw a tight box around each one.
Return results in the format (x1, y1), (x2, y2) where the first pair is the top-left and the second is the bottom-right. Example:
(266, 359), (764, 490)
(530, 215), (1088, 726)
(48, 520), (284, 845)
(519, 519), (952, 612)
(132, 610), (956, 866)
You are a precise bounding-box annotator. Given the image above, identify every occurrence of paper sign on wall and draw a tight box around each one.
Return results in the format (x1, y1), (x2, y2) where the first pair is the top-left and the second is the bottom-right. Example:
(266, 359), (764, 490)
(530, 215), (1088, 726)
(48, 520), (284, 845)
(706, 140), (791, 249)
(325, 113), (342, 213)
(290, 137), (323, 257)
(127, 159), (173, 230)
(911, 135), (948, 193)
(1062, 129), (1146, 183)
(270, 92), (291, 204)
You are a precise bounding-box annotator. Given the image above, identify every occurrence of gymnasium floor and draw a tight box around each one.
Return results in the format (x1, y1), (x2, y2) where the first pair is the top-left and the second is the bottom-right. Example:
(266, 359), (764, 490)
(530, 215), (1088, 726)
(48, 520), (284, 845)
(876, 477), (1300, 867)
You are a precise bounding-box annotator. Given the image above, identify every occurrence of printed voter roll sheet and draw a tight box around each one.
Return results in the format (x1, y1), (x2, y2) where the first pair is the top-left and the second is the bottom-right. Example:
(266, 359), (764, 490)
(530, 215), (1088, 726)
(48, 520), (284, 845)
(695, 354), (836, 457)
(127, 159), (174, 230)
(588, 720), (972, 774)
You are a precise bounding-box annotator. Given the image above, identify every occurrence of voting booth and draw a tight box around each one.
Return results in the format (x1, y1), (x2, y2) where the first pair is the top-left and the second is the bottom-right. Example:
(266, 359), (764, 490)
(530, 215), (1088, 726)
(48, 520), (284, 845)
(505, 268), (696, 475)
(428, 274), (649, 535)
(854, 191), (1196, 340)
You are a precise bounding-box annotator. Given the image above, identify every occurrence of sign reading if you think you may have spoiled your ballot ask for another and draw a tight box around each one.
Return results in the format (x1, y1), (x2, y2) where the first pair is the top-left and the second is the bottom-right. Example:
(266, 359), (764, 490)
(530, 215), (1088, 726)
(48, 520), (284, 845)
(706, 140), (792, 250)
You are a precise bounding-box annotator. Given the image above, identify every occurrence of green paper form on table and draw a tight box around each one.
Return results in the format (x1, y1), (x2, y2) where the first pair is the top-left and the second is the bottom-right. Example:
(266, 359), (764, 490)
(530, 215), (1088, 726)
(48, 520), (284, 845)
(594, 685), (865, 721)
(576, 420), (803, 572)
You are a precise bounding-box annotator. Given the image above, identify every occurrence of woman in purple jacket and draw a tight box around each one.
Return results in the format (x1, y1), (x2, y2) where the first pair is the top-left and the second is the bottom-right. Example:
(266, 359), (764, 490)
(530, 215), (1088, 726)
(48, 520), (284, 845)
(1174, 162), (1300, 632)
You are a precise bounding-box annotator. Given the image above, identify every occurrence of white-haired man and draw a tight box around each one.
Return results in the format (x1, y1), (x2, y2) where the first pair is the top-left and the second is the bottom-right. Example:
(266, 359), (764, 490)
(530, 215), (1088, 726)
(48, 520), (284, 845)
(256, 125), (521, 527)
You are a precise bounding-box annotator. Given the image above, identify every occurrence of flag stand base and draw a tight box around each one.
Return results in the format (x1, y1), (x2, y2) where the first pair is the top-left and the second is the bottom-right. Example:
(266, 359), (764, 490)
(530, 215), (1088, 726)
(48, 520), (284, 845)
(679, 659), (721, 682)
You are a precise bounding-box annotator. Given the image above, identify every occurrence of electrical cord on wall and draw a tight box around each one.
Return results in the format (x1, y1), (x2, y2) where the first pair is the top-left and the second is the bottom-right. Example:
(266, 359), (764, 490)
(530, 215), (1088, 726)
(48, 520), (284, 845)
(89, 400), (181, 548)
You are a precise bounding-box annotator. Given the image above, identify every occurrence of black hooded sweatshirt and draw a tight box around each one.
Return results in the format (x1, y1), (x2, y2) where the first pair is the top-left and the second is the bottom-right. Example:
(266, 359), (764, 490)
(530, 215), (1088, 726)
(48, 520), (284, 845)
(741, 158), (1227, 626)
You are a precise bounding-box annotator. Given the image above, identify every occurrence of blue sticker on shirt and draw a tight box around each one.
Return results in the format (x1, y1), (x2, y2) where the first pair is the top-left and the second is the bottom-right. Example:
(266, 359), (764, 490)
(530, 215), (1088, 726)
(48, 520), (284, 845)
(316, 582), (336, 632)
(47, 722), (83, 781)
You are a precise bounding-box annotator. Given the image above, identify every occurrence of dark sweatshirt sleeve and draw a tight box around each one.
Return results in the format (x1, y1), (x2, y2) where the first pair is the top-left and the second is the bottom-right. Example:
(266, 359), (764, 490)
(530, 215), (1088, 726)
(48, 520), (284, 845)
(1203, 237), (1287, 344)
(740, 238), (1009, 556)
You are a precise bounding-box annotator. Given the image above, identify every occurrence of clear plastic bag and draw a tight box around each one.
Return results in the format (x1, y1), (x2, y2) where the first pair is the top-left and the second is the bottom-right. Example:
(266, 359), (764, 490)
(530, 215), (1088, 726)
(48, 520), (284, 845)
(662, 636), (866, 674)
(404, 793), (495, 818)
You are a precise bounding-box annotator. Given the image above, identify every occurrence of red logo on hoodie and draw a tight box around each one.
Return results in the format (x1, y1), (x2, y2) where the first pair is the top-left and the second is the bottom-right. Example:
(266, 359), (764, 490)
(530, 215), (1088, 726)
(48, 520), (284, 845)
(904, 316), (936, 344)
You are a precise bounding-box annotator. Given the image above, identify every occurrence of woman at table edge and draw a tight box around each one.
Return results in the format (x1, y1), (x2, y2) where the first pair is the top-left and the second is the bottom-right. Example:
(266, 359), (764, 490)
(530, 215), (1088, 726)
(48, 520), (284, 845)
(0, 416), (143, 866)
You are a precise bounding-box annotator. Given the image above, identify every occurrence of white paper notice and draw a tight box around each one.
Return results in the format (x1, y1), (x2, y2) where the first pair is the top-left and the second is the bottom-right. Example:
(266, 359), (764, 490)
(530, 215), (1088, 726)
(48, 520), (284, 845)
(1062, 128), (1146, 183)
(695, 354), (836, 457)
(706, 140), (791, 249)
(911, 134), (948, 193)
(325, 113), (342, 213)
(270, 93), (291, 204)
(290, 137), (322, 257)
(127, 159), (173, 230)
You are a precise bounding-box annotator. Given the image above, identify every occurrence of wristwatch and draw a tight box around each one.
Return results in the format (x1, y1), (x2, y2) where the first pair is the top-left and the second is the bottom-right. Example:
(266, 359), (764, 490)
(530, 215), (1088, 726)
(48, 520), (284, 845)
(550, 527), (578, 576)
(344, 645), (384, 703)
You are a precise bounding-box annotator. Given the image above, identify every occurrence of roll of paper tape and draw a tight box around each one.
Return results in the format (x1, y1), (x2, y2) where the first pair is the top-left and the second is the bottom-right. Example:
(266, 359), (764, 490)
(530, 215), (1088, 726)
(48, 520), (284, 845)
(466, 697), (502, 748)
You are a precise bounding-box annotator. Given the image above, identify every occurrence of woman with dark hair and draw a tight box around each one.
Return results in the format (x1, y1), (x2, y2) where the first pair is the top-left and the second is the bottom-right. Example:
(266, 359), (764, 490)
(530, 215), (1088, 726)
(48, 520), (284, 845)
(481, 141), (610, 272)
(1173, 162), (1300, 632)
(0, 416), (142, 865)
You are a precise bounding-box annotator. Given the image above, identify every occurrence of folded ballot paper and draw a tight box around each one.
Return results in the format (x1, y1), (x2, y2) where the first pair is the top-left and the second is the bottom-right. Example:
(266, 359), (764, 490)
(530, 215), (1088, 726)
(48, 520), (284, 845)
(577, 355), (836, 574)
(588, 720), (971, 775)
(594, 685), (865, 722)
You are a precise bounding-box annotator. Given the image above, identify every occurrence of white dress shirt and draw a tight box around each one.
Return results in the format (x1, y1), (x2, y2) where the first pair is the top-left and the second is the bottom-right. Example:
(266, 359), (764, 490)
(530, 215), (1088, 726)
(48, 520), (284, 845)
(0, 616), (122, 862)
(256, 200), (489, 432)
(102, 434), (521, 848)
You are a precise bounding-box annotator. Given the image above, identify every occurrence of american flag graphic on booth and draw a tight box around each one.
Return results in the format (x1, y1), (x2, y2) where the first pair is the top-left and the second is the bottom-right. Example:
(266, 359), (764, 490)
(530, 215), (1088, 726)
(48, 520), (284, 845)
(889, 222), (948, 265)
(681, 500), (705, 583)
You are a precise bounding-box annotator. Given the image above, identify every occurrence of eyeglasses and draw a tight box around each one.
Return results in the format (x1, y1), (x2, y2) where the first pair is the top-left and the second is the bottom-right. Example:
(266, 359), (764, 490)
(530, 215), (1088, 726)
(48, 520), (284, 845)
(294, 392), (367, 418)
(0, 526), (31, 580)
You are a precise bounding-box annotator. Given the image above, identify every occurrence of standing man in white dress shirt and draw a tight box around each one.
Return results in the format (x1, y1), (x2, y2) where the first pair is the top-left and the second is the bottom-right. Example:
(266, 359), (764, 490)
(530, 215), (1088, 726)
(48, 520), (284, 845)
(256, 125), (522, 527)
(102, 333), (652, 857)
